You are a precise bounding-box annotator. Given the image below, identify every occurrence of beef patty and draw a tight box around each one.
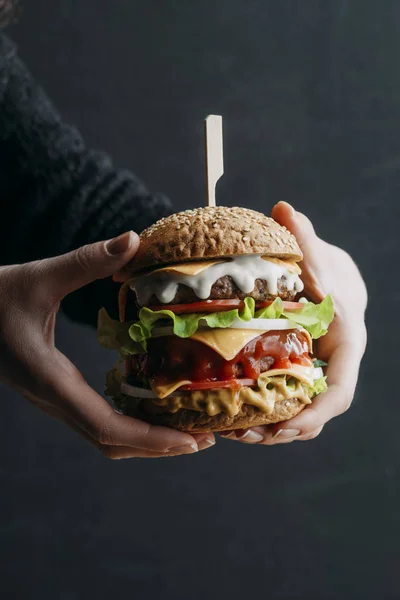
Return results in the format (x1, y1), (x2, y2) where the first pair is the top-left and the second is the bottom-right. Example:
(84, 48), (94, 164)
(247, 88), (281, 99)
(143, 275), (296, 306)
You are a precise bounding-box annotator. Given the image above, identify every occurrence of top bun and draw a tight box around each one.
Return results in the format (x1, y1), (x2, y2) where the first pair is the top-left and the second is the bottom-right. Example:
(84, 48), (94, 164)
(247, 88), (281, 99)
(114, 206), (303, 280)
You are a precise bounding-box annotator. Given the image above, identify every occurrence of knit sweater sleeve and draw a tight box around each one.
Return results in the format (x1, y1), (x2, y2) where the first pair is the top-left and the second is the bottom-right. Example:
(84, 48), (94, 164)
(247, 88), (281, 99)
(0, 34), (172, 326)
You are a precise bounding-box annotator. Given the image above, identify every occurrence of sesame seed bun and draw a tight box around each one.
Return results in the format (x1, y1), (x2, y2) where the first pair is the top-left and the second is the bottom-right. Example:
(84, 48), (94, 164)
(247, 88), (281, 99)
(123, 396), (306, 433)
(114, 206), (302, 281)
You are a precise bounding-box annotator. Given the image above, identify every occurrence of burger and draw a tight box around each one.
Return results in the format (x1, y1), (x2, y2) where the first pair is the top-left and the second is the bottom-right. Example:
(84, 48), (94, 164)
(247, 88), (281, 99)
(98, 206), (334, 433)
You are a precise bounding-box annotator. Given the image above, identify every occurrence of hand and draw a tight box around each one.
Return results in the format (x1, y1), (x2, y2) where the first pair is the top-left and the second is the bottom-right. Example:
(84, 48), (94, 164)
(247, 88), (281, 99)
(220, 201), (368, 445)
(0, 231), (215, 458)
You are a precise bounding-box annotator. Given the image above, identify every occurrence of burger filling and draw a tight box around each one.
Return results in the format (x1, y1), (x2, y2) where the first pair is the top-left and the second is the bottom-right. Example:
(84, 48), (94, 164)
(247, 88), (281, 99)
(145, 275), (298, 305)
(128, 331), (311, 391)
(131, 255), (304, 307)
(98, 254), (334, 417)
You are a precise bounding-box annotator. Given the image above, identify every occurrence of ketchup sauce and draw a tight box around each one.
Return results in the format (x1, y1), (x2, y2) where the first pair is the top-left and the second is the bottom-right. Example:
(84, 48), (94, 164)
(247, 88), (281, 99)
(129, 330), (311, 384)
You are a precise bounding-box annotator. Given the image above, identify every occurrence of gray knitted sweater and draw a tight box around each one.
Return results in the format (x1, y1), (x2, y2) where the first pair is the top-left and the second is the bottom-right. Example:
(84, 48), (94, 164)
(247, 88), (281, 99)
(0, 34), (171, 326)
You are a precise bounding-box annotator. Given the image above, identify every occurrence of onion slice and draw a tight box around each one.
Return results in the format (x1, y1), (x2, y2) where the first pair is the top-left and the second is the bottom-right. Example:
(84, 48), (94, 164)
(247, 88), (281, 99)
(121, 382), (157, 398)
(226, 318), (301, 331)
(152, 318), (301, 338)
(312, 366), (324, 380)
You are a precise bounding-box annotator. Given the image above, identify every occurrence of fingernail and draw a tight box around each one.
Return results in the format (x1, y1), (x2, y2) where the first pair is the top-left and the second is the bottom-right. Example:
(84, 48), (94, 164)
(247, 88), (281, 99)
(219, 431), (236, 439)
(197, 437), (216, 451)
(272, 428), (300, 440)
(280, 201), (295, 217)
(169, 442), (198, 455)
(220, 430), (264, 443)
(239, 430), (264, 443)
(106, 231), (133, 255)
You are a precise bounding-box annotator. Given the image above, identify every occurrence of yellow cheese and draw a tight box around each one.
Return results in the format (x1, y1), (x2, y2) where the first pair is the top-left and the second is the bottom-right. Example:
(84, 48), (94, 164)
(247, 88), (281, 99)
(261, 363), (315, 386)
(151, 259), (226, 276)
(262, 256), (301, 274)
(150, 368), (314, 415)
(175, 327), (310, 363)
(148, 256), (300, 275)
(151, 379), (192, 399)
(190, 328), (266, 361)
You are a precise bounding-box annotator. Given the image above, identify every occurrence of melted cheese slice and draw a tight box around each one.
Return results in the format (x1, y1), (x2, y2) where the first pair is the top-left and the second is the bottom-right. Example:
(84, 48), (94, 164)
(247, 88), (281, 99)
(190, 328), (266, 361)
(190, 327), (311, 360)
(144, 362), (315, 402)
(262, 364), (315, 386)
(262, 256), (301, 274)
(151, 259), (225, 276)
(139, 255), (300, 277)
(151, 379), (192, 399)
(147, 366), (314, 416)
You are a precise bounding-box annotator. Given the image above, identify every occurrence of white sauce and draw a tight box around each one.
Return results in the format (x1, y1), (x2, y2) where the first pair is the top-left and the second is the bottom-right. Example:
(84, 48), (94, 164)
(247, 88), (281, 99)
(131, 255), (304, 305)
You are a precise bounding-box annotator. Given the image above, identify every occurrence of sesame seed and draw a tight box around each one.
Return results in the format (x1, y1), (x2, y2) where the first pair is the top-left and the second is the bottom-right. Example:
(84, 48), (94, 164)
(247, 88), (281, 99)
(242, 236), (250, 242)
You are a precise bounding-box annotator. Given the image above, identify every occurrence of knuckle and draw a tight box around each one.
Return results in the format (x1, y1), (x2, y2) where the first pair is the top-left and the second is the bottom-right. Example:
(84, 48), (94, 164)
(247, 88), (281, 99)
(74, 244), (94, 273)
(340, 389), (354, 414)
(94, 410), (116, 446)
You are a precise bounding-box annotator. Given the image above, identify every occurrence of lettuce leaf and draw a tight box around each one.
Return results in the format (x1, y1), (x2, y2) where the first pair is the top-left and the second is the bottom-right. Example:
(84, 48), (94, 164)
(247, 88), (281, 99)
(255, 297), (284, 319)
(310, 375), (328, 396)
(104, 361), (132, 411)
(282, 295), (334, 339)
(256, 296), (334, 339)
(313, 358), (328, 368)
(98, 294), (334, 355)
(97, 308), (143, 356)
(129, 297), (255, 350)
(105, 360), (124, 396)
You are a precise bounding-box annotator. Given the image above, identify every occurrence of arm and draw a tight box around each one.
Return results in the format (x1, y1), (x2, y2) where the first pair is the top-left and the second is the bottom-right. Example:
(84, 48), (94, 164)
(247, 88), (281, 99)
(0, 33), (171, 325)
(0, 34), (215, 457)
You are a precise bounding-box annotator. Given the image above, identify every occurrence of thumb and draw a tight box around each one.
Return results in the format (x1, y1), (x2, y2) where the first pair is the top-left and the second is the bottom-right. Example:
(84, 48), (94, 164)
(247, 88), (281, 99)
(38, 231), (139, 299)
(271, 201), (319, 254)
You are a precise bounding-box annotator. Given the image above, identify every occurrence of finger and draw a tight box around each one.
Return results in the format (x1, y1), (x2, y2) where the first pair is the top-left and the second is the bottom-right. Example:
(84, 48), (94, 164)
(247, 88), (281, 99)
(220, 342), (361, 444)
(39, 403), (178, 457)
(42, 352), (201, 455)
(219, 428), (265, 444)
(35, 230), (140, 300)
(271, 201), (318, 249)
(191, 432), (216, 451)
(268, 342), (362, 439)
(220, 423), (324, 445)
(272, 425), (324, 443)
(98, 445), (195, 459)
(271, 202), (327, 302)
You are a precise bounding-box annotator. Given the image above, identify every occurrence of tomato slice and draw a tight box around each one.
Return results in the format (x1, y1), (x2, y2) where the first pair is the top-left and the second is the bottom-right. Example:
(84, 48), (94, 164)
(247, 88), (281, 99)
(146, 299), (244, 314)
(256, 300), (304, 311)
(180, 378), (256, 391)
(146, 299), (305, 314)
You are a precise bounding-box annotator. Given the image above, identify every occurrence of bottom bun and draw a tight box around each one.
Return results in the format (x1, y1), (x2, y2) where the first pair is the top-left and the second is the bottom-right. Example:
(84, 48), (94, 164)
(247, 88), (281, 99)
(122, 397), (306, 433)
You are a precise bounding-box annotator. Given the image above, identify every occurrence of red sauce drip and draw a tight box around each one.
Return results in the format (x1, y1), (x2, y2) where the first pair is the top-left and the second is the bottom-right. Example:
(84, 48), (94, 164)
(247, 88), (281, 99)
(131, 330), (311, 384)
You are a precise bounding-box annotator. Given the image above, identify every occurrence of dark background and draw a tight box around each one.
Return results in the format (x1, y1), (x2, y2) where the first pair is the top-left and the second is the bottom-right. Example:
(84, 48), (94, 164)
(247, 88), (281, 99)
(2, 1), (399, 598)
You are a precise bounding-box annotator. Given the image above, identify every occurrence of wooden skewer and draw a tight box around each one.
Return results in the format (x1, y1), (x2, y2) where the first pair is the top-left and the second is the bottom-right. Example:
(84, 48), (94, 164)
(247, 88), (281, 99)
(204, 115), (224, 207)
